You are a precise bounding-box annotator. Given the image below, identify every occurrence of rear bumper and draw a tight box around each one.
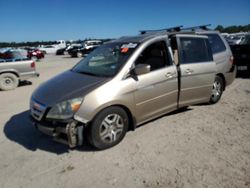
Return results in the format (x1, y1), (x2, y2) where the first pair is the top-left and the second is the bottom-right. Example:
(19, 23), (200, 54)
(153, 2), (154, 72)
(19, 71), (39, 80)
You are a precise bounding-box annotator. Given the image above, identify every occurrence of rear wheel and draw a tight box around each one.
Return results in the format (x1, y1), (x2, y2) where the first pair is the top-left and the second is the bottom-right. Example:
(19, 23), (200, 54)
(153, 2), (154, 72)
(0, 73), (19, 91)
(209, 76), (224, 104)
(87, 107), (129, 150)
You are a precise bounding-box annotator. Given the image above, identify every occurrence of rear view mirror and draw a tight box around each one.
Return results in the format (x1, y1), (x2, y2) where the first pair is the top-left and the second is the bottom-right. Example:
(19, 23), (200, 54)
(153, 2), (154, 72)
(134, 64), (151, 75)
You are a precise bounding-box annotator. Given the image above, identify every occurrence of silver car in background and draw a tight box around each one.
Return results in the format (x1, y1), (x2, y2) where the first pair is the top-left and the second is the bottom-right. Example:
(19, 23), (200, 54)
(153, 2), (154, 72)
(0, 49), (39, 91)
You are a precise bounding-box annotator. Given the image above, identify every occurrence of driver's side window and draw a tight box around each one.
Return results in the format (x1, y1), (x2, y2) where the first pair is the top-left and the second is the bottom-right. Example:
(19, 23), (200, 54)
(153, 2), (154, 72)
(135, 41), (169, 71)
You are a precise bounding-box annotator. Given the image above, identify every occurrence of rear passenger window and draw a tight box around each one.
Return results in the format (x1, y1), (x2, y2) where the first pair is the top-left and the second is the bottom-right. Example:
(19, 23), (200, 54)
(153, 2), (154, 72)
(206, 34), (226, 54)
(179, 37), (213, 64)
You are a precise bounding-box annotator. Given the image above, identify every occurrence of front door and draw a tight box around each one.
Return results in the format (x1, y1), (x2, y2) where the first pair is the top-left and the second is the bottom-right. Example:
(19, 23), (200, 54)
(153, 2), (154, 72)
(133, 40), (178, 123)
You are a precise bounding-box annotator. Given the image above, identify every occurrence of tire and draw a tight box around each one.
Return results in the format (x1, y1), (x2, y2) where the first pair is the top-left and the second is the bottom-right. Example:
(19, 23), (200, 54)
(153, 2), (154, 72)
(77, 51), (83, 58)
(87, 106), (129, 150)
(0, 73), (19, 91)
(56, 49), (65, 55)
(209, 76), (224, 104)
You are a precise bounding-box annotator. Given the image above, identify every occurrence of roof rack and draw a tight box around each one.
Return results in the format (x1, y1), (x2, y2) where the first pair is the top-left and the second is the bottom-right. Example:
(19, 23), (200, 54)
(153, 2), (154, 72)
(182, 24), (211, 31)
(140, 25), (183, 34)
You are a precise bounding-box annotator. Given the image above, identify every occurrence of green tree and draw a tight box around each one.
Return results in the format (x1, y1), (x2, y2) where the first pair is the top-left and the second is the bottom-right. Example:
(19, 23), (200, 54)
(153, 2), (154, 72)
(215, 25), (224, 32)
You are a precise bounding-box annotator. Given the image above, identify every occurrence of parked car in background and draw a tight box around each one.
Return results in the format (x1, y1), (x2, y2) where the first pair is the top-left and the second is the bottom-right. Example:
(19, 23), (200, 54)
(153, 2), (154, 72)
(227, 34), (246, 45)
(26, 48), (45, 60)
(239, 34), (250, 45)
(30, 25), (235, 149)
(69, 40), (103, 57)
(0, 50), (39, 91)
(0, 49), (27, 61)
(38, 45), (58, 54)
(221, 33), (230, 39)
(230, 34), (250, 77)
(67, 44), (83, 56)
(38, 40), (66, 54)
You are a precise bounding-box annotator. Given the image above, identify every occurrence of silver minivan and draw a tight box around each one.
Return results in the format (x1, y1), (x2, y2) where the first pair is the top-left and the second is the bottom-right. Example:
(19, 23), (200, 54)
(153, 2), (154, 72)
(30, 29), (236, 149)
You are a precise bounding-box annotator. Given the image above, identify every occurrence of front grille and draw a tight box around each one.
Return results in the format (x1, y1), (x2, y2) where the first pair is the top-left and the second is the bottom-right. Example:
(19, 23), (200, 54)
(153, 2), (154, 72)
(30, 99), (46, 121)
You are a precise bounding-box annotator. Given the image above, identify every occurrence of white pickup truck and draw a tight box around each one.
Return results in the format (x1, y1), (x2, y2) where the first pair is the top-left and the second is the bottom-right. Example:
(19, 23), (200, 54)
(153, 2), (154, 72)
(38, 40), (66, 54)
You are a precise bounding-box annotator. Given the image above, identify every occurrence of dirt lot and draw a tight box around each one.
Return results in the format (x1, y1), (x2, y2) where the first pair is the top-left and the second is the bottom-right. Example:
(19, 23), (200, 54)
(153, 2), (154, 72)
(0, 55), (250, 188)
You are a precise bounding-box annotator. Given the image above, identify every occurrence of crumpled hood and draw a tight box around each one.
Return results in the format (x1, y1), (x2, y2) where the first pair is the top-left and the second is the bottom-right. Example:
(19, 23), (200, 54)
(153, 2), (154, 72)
(32, 70), (109, 106)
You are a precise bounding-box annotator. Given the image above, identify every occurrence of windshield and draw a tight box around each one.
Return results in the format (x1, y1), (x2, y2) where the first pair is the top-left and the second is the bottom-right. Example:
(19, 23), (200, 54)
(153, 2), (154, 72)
(229, 35), (244, 40)
(72, 42), (138, 77)
(0, 50), (28, 60)
(239, 35), (250, 45)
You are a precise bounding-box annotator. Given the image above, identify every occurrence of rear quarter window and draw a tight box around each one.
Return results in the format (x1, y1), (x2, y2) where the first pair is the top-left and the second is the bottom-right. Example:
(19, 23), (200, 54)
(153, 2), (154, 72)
(179, 37), (213, 64)
(206, 34), (226, 54)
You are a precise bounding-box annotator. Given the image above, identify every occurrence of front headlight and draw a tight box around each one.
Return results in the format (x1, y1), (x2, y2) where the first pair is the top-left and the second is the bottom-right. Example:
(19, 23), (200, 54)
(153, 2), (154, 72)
(46, 97), (83, 120)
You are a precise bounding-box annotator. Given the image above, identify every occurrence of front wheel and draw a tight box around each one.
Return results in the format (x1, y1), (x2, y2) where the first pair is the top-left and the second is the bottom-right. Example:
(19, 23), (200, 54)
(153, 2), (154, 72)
(209, 76), (224, 104)
(87, 107), (129, 150)
(76, 51), (83, 58)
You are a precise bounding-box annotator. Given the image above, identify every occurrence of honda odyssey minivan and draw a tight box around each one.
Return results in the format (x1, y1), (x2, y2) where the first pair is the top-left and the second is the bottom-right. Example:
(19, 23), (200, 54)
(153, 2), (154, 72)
(30, 27), (236, 149)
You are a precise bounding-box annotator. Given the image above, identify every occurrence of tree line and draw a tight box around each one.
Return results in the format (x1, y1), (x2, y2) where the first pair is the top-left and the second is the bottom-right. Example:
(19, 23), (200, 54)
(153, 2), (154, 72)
(214, 24), (250, 33)
(0, 41), (59, 48)
(0, 39), (112, 48)
(0, 24), (249, 48)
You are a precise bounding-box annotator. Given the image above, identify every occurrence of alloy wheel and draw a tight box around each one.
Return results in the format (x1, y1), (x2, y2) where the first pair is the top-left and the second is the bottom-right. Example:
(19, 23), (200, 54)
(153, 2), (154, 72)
(211, 80), (222, 102)
(99, 114), (124, 143)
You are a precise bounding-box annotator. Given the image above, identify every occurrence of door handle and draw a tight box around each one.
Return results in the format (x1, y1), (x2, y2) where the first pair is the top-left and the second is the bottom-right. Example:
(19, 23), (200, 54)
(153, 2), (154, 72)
(185, 69), (194, 74)
(165, 72), (176, 78)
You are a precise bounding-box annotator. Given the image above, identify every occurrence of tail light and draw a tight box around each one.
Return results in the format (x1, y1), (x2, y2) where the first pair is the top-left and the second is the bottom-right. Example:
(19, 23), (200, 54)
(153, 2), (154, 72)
(229, 55), (234, 65)
(31, 61), (35, 68)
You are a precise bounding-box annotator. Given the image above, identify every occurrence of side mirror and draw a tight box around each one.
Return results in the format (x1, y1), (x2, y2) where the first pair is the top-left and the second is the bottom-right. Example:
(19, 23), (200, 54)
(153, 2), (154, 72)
(134, 64), (151, 75)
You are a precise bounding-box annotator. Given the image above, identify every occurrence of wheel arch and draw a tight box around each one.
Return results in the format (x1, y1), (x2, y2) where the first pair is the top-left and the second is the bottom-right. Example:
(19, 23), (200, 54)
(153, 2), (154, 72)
(115, 104), (136, 131)
(87, 104), (136, 131)
(0, 70), (20, 78)
(216, 73), (226, 90)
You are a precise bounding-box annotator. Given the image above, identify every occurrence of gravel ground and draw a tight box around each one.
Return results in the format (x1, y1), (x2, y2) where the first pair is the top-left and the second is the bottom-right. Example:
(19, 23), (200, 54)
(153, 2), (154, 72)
(0, 55), (249, 188)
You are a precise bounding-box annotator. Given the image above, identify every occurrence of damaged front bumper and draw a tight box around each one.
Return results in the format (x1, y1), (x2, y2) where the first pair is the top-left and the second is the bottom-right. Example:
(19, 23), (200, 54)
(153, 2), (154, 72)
(31, 117), (85, 148)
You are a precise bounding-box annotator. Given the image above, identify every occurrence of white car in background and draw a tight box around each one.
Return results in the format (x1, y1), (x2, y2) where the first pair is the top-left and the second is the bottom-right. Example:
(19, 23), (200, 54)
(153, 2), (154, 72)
(38, 40), (66, 54)
(227, 33), (246, 45)
(83, 40), (103, 50)
(38, 45), (58, 54)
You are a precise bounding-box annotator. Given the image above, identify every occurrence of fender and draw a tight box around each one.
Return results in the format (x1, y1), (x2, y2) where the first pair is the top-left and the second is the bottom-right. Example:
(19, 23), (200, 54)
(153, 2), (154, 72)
(0, 69), (20, 77)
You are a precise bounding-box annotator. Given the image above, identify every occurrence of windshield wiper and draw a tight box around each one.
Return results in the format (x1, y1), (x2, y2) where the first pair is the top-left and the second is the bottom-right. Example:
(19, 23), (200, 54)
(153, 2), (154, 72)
(76, 71), (98, 76)
(73, 70), (112, 77)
